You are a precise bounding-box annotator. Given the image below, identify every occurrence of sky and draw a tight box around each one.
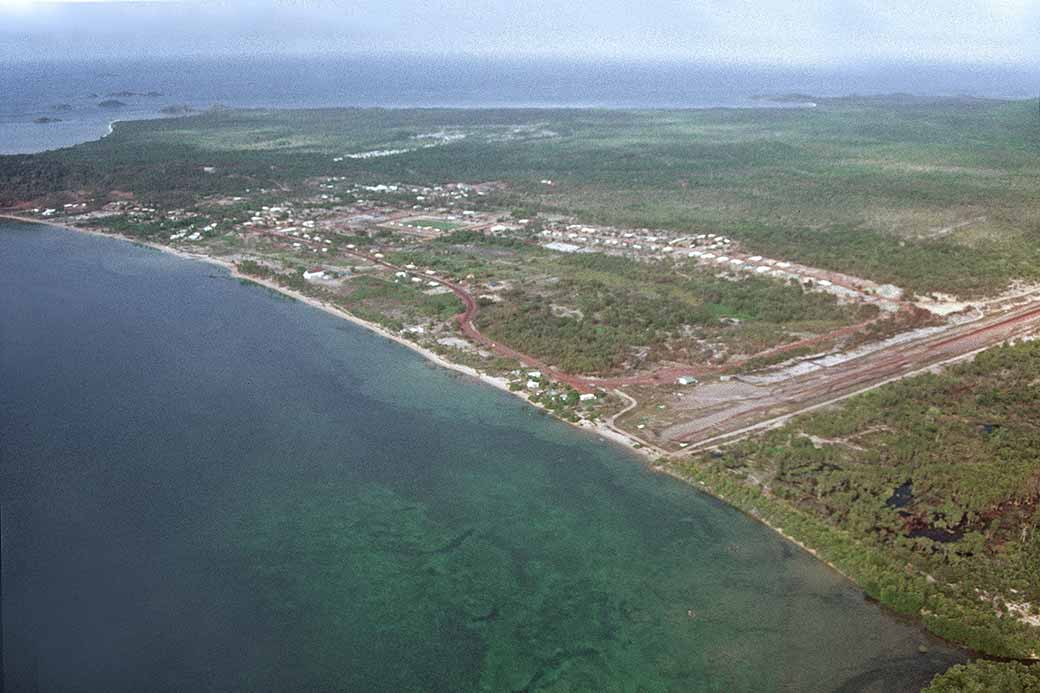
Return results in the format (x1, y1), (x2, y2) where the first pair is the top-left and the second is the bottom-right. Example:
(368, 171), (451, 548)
(0, 0), (1038, 65)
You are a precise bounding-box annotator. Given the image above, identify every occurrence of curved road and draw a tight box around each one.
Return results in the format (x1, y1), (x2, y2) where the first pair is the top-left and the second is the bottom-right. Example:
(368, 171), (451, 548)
(336, 245), (899, 394)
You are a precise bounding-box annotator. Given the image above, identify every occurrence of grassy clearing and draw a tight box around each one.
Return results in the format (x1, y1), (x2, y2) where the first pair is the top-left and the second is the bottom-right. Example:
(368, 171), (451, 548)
(405, 219), (462, 231)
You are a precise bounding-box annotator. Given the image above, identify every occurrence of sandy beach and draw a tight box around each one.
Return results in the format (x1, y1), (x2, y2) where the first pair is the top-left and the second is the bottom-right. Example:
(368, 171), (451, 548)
(0, 213), (954, 627)
(0, 214), (667, 462)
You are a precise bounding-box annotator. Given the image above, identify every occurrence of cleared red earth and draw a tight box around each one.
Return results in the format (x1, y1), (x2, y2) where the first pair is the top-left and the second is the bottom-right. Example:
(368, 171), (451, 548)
(289, 233), (1040, 455)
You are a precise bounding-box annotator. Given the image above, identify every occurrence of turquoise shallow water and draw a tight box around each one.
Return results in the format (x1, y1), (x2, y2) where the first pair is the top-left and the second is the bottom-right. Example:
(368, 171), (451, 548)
(0, 224), (964, 691)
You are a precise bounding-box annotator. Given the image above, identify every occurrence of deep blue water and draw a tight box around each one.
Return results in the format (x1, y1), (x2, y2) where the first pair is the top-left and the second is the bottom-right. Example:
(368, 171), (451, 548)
(0, 223), (966, 691)
(1, 55), (1037, 154)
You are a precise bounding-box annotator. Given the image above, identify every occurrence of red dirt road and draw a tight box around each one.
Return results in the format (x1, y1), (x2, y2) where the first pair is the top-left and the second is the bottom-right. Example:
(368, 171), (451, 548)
(338, 246), (896, 394)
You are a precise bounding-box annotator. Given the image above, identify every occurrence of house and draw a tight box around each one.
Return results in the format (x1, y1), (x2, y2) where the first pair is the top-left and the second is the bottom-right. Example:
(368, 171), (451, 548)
(303, 269), (326, 280)
(545, 242), (581, 253)
(527, 371), (542, 379)
(526, 380), (540, 390)
(579, 393), (597, 402)
(676, 376), (698, 386)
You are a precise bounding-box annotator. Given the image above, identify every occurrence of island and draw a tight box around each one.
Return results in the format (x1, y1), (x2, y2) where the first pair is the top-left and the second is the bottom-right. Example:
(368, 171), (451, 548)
(159, 104), (196, 115)
(2, 96), (1037, 687)
(107, 90), (163, 98)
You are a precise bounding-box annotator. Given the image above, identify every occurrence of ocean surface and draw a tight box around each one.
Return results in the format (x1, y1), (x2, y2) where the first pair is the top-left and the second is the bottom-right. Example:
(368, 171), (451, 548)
(0, 222), (966, 691)
(1, 55), (1038, 154)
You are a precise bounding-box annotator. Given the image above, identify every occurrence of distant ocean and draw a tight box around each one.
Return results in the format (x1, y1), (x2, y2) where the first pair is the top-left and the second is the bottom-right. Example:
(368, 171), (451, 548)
(1, 54), (1037, 154)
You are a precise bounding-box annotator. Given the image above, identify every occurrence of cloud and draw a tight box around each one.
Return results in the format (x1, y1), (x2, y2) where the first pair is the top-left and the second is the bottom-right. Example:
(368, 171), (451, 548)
(1, 0), (1038, 65)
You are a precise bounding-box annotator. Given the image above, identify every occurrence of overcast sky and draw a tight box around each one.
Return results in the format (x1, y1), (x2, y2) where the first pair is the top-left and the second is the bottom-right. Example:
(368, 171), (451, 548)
(1, 0), (1038, 65)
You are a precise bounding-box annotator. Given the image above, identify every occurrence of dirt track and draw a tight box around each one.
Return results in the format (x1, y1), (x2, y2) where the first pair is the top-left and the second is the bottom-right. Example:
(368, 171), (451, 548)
(654, 300), (1040, 450)
(338, 246), (904, 393)
(265, 231), (1040, 455)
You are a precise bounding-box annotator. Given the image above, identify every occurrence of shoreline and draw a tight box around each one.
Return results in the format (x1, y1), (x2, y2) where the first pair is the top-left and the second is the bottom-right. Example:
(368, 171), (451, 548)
(1, 213), (1014, 662)
(0, 214), (666, 463)
(0, 215), (959, 593)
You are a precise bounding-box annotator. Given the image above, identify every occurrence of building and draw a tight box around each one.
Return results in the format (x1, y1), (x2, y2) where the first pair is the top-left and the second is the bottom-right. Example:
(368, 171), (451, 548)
(676, 376), (698, 386)
(544, 242), (582, 253)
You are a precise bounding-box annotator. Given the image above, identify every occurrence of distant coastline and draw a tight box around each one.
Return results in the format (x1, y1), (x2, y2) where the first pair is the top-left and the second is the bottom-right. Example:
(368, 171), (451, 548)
(6, 55), (1038, 157)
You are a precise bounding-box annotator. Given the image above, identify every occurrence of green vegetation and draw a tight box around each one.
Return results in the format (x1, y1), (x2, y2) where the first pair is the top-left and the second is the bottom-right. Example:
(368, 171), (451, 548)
(478, 253), (874, 373)
(924, 660), (1040, 692)
(435, 229), (529, 249)
(88, 214), (176, 239)
(4, 97), (1039, 295)
(678, 340), (1040, 658)
(525, 382), (604, 423)
(406, 218), (462, 231)
(234, 260), (462, 333)
(6, 99), (1040, 689)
